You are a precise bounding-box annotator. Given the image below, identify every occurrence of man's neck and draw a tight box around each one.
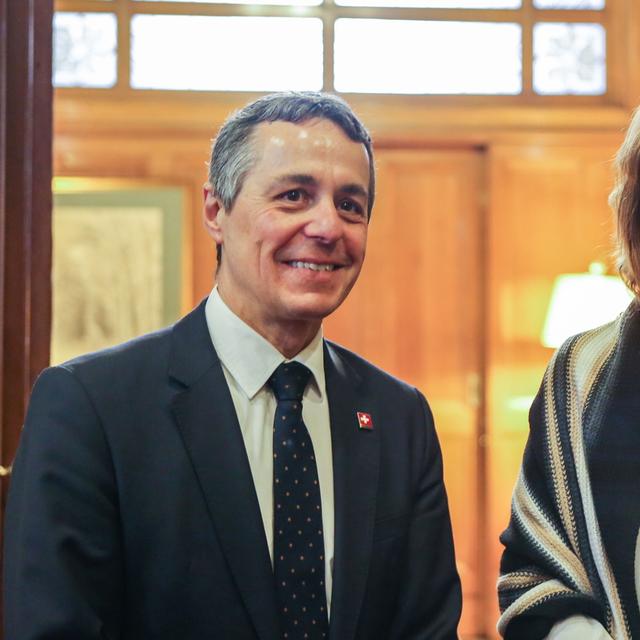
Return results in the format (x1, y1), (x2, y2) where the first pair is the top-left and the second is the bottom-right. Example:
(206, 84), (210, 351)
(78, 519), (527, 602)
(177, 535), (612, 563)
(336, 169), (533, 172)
(266, 322), (321, 359)
(215, 287), (321, 359)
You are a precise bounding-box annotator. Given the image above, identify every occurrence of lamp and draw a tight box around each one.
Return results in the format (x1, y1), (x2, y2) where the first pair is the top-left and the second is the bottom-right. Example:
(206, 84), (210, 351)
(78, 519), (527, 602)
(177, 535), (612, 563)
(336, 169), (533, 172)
(541, 262), (633, 348)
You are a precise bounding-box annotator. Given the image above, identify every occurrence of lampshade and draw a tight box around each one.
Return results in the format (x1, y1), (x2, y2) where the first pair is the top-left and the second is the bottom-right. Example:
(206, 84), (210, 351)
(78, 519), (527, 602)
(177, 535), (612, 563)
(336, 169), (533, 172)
(541, 263), (633, 348)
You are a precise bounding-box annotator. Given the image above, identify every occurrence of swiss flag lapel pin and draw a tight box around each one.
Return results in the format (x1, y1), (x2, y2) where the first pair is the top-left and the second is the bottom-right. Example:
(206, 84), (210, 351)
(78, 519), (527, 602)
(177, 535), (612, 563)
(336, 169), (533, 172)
(357, 412), (373, 430)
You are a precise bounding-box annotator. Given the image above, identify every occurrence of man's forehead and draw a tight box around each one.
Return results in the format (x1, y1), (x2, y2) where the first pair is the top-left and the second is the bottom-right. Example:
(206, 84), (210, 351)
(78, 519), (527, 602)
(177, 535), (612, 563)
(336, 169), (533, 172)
(251, 118), (353, 150)
(244, 118), (371, 194)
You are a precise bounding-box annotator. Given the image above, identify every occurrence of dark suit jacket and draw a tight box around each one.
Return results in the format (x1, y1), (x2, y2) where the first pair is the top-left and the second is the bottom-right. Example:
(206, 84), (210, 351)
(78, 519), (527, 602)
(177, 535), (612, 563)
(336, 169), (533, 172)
(4, 301), (461, 639)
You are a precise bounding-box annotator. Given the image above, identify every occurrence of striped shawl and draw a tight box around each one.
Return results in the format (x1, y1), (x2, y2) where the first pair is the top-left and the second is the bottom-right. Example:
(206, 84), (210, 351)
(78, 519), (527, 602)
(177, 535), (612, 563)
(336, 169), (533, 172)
(498, 301), (640, 640)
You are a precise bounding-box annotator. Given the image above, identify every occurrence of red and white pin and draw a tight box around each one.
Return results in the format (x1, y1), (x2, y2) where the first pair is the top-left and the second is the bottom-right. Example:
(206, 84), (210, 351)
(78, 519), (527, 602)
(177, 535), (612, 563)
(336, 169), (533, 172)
(356, 412), (373, 430)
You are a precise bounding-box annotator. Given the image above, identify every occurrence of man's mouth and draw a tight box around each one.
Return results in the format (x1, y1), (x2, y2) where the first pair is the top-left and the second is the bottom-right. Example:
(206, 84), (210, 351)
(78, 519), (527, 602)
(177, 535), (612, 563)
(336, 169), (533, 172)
(287, 261), (340, 272)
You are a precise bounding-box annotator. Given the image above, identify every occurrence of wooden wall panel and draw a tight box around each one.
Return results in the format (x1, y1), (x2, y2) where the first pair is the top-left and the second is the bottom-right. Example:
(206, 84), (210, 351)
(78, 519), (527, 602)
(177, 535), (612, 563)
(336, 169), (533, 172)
(485, 141), (623, 637)
(53, 134), (214, 307)
(325, 149), (485, 637)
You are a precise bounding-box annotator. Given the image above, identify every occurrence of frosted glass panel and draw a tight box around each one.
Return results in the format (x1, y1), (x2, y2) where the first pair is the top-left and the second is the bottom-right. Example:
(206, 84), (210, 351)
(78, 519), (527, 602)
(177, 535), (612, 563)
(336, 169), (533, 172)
(131, 16), (323, 91)
(135, 0), (320, 4)
(534, 0), (604, 8)
(335, 20), (522, 94)
(53, 12), (117, 88)
(533, 23), (606, 95)
(337, 0), (520, 6)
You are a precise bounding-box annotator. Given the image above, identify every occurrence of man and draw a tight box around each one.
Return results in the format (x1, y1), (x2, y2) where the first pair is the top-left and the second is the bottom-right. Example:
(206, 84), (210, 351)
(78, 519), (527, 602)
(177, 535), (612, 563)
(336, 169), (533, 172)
(4, 92), (461, 639)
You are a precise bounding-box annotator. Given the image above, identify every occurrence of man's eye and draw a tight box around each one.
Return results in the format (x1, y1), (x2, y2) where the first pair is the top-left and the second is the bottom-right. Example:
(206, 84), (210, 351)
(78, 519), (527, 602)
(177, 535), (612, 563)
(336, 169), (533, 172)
(339, 199), (364, 215)
(281, 189), (304, 202)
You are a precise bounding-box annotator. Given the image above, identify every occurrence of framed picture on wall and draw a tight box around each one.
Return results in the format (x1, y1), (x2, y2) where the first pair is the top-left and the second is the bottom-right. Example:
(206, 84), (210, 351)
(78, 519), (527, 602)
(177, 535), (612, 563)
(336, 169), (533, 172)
(51, 178), (186, 365)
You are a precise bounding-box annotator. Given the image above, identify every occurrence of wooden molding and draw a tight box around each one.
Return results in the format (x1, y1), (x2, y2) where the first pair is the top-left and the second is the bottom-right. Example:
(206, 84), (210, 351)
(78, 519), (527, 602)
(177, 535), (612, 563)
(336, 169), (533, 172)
(54, 91), (636, 147)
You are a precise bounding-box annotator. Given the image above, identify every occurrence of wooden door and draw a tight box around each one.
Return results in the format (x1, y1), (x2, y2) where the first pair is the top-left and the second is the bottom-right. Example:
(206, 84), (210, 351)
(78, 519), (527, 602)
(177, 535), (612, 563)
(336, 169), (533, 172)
(485, 141), (622, 637)
(325, 148), (485, 637)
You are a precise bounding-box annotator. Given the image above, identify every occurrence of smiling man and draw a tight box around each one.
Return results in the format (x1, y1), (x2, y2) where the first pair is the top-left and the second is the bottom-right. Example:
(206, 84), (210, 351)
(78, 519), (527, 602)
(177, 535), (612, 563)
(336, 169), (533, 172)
(4, 92), (461, 640)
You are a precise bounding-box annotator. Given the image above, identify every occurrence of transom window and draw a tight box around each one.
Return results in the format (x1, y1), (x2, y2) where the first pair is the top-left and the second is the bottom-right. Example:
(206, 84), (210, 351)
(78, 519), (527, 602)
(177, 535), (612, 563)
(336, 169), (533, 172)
(53, 0), (610, 98)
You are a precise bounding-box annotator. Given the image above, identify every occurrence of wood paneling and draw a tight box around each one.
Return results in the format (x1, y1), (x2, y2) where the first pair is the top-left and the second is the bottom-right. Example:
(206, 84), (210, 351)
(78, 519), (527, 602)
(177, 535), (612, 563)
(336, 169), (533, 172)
(485, 141), (623, 637)
(54, 92), (636, 143)
(54, 134), (213, 305)
(325, 149), (485, 637)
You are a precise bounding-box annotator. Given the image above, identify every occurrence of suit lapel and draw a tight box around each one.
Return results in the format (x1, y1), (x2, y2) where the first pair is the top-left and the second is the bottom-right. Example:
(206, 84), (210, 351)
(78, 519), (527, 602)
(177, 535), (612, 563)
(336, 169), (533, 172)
(168, 302), (279, 640)
(325, 342), (380, 640)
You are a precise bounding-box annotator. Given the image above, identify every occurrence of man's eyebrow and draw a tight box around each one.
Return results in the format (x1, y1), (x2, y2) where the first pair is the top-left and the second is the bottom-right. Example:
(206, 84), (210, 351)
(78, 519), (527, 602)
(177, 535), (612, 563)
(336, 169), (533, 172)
(340, 183), (369, 201)
(267, 175), (368, 203)
(268, 174), (318, 190)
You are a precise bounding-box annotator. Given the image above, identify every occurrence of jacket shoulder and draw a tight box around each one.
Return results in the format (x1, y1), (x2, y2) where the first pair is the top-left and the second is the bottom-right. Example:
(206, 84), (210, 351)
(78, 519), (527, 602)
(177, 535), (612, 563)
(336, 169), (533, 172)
(56, 324), (174, 380)
(52, 298), (210, 385)
(324, 339), (419, 398)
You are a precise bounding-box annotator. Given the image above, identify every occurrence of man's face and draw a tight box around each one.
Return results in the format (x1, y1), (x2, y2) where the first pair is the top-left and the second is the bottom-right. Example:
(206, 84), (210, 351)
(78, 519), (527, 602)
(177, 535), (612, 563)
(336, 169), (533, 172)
(204, 118), (370, 343)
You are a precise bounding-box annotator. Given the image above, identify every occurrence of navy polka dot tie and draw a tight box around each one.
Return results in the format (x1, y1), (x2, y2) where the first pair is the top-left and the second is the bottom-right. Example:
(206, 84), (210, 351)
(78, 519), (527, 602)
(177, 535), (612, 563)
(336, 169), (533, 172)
(269, 362), (329, 639)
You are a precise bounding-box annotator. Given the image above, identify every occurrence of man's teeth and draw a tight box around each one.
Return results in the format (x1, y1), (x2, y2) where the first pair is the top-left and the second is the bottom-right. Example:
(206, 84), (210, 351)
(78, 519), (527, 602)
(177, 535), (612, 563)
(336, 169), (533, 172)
(289, 261), (336, 272)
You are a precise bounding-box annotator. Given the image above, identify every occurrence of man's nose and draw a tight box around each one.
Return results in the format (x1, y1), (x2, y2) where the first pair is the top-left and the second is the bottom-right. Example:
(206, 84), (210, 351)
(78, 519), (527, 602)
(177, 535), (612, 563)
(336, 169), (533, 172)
(304, 197), (342, 243)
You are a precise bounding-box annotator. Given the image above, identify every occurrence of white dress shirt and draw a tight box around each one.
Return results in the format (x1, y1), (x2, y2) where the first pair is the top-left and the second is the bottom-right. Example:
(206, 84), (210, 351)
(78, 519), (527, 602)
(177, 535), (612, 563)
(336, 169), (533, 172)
(545, 616), (612, 640)
(205, 289), (335, 610)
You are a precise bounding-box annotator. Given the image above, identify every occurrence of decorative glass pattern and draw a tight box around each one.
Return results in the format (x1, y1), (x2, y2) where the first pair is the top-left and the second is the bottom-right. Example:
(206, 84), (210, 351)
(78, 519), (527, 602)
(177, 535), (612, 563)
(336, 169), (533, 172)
(53, 12), (117, 88)
(534, 0), (604, 8)
(131, 16), (323, 91)
(337, 0), (521, 6)
(334, 20), (522, 94)
(135, 0), (320, 4)
(533, 23), (606, 95)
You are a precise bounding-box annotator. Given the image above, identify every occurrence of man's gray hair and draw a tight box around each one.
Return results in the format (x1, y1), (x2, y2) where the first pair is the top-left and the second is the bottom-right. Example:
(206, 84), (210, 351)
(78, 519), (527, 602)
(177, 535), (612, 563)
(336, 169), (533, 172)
(208, 92), (375, 219)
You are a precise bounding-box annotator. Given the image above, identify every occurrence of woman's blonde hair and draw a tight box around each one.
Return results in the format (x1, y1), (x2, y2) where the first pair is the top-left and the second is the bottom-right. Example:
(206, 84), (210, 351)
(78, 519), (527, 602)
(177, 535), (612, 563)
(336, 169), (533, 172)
(610, 107), (640, 295)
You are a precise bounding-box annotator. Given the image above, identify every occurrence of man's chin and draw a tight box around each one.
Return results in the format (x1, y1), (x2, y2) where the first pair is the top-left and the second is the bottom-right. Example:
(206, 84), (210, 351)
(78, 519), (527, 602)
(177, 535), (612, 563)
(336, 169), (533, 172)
(281, 295), (346, 324)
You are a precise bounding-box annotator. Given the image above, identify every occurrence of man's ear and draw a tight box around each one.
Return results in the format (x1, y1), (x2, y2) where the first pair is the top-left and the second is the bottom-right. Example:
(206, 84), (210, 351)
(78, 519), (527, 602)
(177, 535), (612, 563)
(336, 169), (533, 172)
(203, 183), (225, 245)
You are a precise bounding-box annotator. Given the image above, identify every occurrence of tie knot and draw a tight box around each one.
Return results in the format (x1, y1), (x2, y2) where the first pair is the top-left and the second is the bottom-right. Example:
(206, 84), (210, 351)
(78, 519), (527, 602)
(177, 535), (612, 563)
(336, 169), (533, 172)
(268, 361), (312, 402)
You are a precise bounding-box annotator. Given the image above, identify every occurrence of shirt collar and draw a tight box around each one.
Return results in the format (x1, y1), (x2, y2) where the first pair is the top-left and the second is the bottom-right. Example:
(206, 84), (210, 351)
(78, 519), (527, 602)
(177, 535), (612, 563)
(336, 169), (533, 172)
(205, 288), (325, 401)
